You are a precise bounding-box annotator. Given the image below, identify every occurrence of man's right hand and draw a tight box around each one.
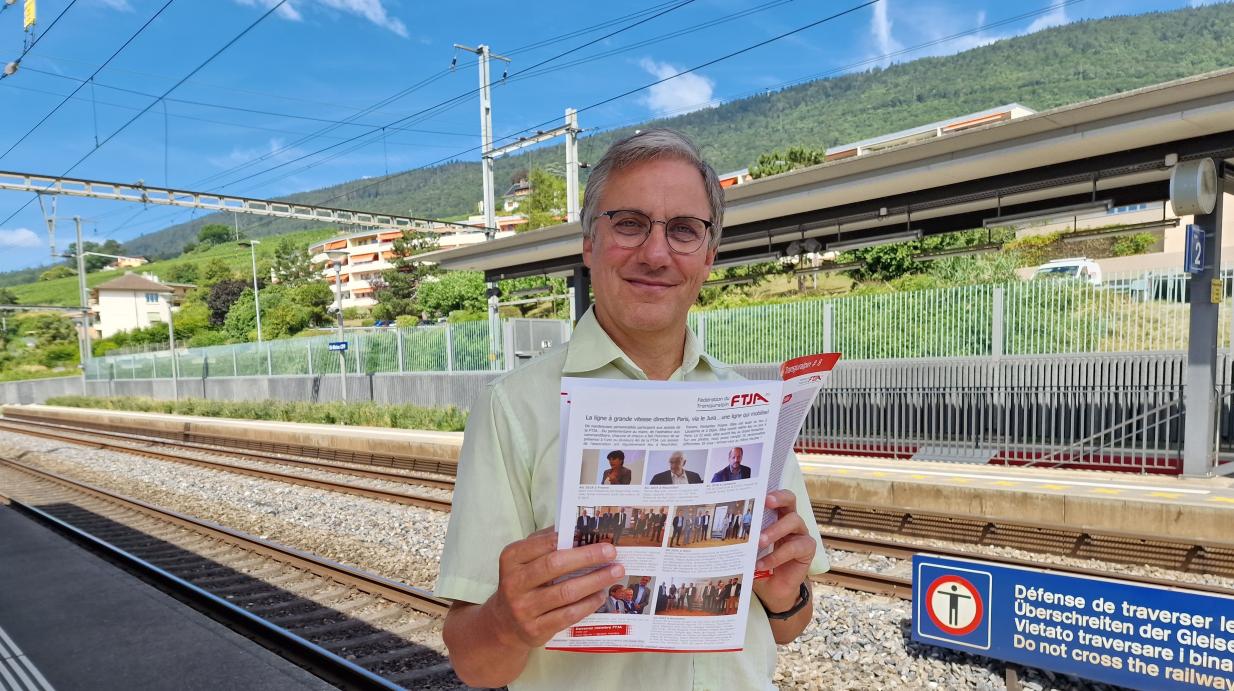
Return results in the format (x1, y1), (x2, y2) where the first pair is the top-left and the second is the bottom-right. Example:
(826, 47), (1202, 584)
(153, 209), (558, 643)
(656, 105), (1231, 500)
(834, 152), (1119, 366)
(485, 526), (625, 649)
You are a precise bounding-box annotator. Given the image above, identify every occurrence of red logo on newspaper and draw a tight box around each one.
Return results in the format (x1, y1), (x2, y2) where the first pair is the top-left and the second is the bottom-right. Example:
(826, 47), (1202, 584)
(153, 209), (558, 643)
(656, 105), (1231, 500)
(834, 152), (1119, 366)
(782, 394), (792, 404)
(571, 624), (629, 637)
(730, 392), (770, 408)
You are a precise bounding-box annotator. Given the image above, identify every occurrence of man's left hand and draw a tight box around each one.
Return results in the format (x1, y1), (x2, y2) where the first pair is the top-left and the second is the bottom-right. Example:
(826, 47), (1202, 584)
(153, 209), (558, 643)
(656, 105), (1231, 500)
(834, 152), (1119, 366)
(752, 489), (815, 613)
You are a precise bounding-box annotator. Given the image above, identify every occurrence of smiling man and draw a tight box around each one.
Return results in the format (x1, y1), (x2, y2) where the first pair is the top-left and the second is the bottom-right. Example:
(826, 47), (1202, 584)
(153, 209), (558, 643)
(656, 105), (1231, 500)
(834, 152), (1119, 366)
(435, 129), (829, 690)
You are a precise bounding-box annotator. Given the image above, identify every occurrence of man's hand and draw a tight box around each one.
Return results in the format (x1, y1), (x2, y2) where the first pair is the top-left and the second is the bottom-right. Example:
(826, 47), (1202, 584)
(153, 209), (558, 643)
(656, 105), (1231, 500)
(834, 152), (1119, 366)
(752, 489), (816, 614)
(485, 526), (625, 649)
(443, 527), (625, 687)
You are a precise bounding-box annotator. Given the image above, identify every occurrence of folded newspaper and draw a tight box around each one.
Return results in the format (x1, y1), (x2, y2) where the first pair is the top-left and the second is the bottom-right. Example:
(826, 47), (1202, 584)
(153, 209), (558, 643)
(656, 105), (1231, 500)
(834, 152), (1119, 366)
(549, 353), (840, 653)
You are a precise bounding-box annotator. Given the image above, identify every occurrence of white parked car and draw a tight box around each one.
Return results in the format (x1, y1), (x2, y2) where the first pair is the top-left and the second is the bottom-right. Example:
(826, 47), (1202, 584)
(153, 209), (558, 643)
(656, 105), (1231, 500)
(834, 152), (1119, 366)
(1031, 257), (1102, 286)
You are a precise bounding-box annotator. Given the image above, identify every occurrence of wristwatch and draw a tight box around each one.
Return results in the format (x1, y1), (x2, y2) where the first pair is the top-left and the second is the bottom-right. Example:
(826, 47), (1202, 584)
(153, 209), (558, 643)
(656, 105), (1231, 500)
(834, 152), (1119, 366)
(764, 582), (811, 620)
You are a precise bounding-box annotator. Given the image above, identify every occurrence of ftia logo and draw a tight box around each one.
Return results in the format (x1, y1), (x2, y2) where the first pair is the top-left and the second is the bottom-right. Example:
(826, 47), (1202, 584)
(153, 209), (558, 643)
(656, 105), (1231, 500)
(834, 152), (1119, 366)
(729, 392), (770, 408)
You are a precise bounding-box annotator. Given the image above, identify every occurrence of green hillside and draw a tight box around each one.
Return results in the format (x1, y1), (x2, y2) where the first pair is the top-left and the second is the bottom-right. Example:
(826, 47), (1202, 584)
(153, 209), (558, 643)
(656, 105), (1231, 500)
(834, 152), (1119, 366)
(6, 2), (1234, 279)
(9, 227), (335, 306)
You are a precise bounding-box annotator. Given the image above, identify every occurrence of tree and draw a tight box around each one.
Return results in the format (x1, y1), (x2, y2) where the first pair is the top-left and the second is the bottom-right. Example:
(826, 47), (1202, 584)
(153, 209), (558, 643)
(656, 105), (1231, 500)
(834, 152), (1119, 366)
(206, 279), (249, 326)
(197, 223), (236, 248)
(64, 239), (126, 272)
(270, 237), (315, 286)
(749, 147), (826, 179)
(371, 230), (439, 321)
(523, 168), (566, 232)
(199, 258), (235, 287)
(163, 262), (199, 284)
(418, 271), (486, 318)
(0, 287), (16, 306)
(39, 265), (75, 281)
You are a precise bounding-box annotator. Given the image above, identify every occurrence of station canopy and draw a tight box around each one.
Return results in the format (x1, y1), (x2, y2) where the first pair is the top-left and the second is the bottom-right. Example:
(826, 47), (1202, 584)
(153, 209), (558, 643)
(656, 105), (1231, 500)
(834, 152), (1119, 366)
(422, 68), (1234, 281)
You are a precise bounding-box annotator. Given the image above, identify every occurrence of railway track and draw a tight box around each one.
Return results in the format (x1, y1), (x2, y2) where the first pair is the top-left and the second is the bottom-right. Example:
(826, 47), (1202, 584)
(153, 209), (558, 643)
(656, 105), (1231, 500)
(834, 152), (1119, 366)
(0, 418), (453, 513)
(1, 410), (457, 479)
(0, 455), (457, 690)
(815, 530), (1234, 602)
(10, 411), (1234, 607)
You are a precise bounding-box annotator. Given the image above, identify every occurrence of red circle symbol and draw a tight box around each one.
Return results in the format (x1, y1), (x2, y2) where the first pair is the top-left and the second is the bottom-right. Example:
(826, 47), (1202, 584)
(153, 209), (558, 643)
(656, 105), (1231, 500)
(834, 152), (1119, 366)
(925, 575), (984, 636)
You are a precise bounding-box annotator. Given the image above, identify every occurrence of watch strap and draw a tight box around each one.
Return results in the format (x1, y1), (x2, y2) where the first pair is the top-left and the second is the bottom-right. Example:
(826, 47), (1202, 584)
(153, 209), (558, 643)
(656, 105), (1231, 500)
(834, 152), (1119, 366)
(764, 582), (810, 620)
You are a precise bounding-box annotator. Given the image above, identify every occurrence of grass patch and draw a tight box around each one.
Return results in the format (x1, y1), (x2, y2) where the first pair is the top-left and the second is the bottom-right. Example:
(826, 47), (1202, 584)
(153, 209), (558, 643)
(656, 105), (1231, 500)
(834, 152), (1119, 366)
(44, 395), (468, 431)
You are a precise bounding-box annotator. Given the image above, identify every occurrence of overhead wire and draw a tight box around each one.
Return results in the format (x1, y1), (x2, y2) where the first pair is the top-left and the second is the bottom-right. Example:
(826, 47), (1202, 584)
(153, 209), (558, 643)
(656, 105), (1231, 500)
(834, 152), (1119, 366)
(0, 0), (178, 162)
(0, 0), (290, 228)
(0, 0), (80, 80)
(582, 0), (1087, 134)
(19, 66), (478, 137)
(81, 0), (698, 240)
(204, 0), (701, 194)
(245, 0), (879, 212)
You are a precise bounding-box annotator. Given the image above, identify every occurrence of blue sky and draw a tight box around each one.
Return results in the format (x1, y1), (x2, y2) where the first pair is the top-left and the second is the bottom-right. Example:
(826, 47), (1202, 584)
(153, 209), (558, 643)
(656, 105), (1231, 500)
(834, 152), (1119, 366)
(0, 0), (1221, 272)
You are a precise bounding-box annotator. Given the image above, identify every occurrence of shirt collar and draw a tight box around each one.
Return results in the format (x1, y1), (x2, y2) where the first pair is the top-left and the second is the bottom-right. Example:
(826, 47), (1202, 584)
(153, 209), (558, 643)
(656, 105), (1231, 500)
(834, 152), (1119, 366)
(562, 307), (716, 378)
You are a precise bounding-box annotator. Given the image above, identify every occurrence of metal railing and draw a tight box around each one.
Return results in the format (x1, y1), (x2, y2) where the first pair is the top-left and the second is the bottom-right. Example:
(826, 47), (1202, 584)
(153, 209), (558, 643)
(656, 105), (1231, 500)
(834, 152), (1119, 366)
(87, 267), (1233, 380)
(87, 320), (504, 381)
(800, 384), (1185, 473)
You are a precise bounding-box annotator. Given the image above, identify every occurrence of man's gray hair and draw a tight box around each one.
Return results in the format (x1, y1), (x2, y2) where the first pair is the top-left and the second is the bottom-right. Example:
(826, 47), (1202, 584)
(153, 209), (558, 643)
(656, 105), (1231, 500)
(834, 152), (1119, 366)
(581, 128), (725, 250)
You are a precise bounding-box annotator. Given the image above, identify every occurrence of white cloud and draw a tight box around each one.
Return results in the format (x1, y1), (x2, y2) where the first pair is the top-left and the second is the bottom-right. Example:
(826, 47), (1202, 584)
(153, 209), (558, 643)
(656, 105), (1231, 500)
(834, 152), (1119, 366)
(209, 137), (304, 169)
(638, 58), (716, 118)
(870, 1), (903, 67)
(0, 228), (43, 249)
(1026, 0), (1070, 33)
(233, 0), (406, 36)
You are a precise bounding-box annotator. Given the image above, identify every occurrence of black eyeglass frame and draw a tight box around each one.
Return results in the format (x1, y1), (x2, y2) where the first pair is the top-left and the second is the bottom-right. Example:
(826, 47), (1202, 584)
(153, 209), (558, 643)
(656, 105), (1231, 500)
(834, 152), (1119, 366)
(597, 209), (715, 255)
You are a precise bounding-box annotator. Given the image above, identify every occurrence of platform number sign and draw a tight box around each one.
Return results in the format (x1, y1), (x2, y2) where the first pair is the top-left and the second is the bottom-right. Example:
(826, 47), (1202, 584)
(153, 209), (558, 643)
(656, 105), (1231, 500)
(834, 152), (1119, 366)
(916, 561), (992, 650)
(1185, 224), (1205, 275)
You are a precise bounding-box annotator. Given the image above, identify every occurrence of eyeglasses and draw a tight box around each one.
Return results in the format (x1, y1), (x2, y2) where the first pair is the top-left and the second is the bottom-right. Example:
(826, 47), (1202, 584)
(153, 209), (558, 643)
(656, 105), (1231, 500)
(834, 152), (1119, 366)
(598, 209), (713, 255)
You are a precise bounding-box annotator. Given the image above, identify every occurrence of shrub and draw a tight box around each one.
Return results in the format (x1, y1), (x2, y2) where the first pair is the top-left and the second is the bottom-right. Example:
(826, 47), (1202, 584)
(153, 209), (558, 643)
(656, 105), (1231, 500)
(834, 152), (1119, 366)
(44, 395), (468, 431)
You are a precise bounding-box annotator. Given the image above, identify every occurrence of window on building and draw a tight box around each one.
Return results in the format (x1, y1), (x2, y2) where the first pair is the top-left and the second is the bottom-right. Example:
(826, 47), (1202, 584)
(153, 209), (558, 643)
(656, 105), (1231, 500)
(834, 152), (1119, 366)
(145, 293), (159, 303)
(147, 312), (163, 323)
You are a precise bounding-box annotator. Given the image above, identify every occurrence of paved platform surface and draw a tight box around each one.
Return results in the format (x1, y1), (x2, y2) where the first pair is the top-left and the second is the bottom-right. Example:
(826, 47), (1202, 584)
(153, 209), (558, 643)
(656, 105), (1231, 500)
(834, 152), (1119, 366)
(799, 452), (1234, 543)
(0, 503), (334, 691)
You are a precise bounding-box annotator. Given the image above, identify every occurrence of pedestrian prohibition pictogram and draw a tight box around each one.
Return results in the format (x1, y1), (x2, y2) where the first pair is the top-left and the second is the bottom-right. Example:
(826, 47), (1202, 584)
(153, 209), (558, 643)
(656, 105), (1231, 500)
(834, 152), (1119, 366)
(914, 561), (992, 651)
(926, 575), (983, 635)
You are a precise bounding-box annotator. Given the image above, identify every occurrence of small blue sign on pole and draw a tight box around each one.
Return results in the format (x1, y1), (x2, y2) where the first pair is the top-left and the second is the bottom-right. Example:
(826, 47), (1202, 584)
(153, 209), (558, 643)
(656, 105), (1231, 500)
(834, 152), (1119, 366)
(913, 555), (1234, 690)
(1185, 224), (1206, 274)
(328, 341), (348, 352)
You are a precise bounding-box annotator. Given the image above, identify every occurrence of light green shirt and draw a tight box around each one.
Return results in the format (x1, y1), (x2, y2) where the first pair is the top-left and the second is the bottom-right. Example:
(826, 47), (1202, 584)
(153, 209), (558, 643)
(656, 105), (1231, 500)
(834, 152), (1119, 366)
(436, 308), (829, 691)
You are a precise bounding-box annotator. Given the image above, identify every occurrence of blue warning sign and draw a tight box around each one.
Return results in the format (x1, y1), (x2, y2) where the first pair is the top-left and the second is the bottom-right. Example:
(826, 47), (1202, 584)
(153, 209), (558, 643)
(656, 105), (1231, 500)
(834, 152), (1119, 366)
(913, 555), (1234, 690)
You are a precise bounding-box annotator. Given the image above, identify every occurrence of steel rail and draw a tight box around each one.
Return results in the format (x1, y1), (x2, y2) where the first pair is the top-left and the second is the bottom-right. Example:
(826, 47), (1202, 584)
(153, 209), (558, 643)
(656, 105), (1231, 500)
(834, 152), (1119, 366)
(1, 409), (459, 478)
(0, 417), (455, 490)
(812, 498), (1234, 578)
(0, 420), (453, 513)
(821, 533), (1234, 597)
(0, 454), (451, 617)
(1, 493), (408, 690)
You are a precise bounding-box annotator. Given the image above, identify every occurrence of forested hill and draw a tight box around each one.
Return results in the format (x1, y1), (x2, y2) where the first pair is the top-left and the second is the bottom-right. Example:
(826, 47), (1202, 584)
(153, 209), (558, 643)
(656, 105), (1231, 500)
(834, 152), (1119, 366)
(10, 2), (1234, 280)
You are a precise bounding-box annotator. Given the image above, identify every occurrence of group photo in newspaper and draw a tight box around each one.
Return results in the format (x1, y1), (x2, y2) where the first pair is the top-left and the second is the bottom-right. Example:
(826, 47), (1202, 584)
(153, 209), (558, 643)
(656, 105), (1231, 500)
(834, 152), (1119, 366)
(551, 353), (839, 653)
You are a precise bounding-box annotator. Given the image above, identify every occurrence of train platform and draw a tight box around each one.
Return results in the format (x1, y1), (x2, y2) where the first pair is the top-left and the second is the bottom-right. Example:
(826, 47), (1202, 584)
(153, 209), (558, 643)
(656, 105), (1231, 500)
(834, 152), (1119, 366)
(0, 503), (333, 691)
(798, 452), (1234, 543)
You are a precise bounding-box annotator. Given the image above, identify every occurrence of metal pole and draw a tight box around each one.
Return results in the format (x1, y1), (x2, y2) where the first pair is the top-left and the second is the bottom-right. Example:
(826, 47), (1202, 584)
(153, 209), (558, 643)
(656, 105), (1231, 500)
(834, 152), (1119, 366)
(74, 216), (92, 371)
(396, 329), (405, 373)
(455, 43), (508, 240)
(1183, 168), (1225, 477)
(168, 300), (179, 400)
(478, 46), (496, 240)
(334, 260), (348, 401)
(248, 241), (263, 344)
(445, 324), (454, 372)
(565, 108), (580, 223)
(487, 283), (500, 371)
(992, 286), (1005, 358)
